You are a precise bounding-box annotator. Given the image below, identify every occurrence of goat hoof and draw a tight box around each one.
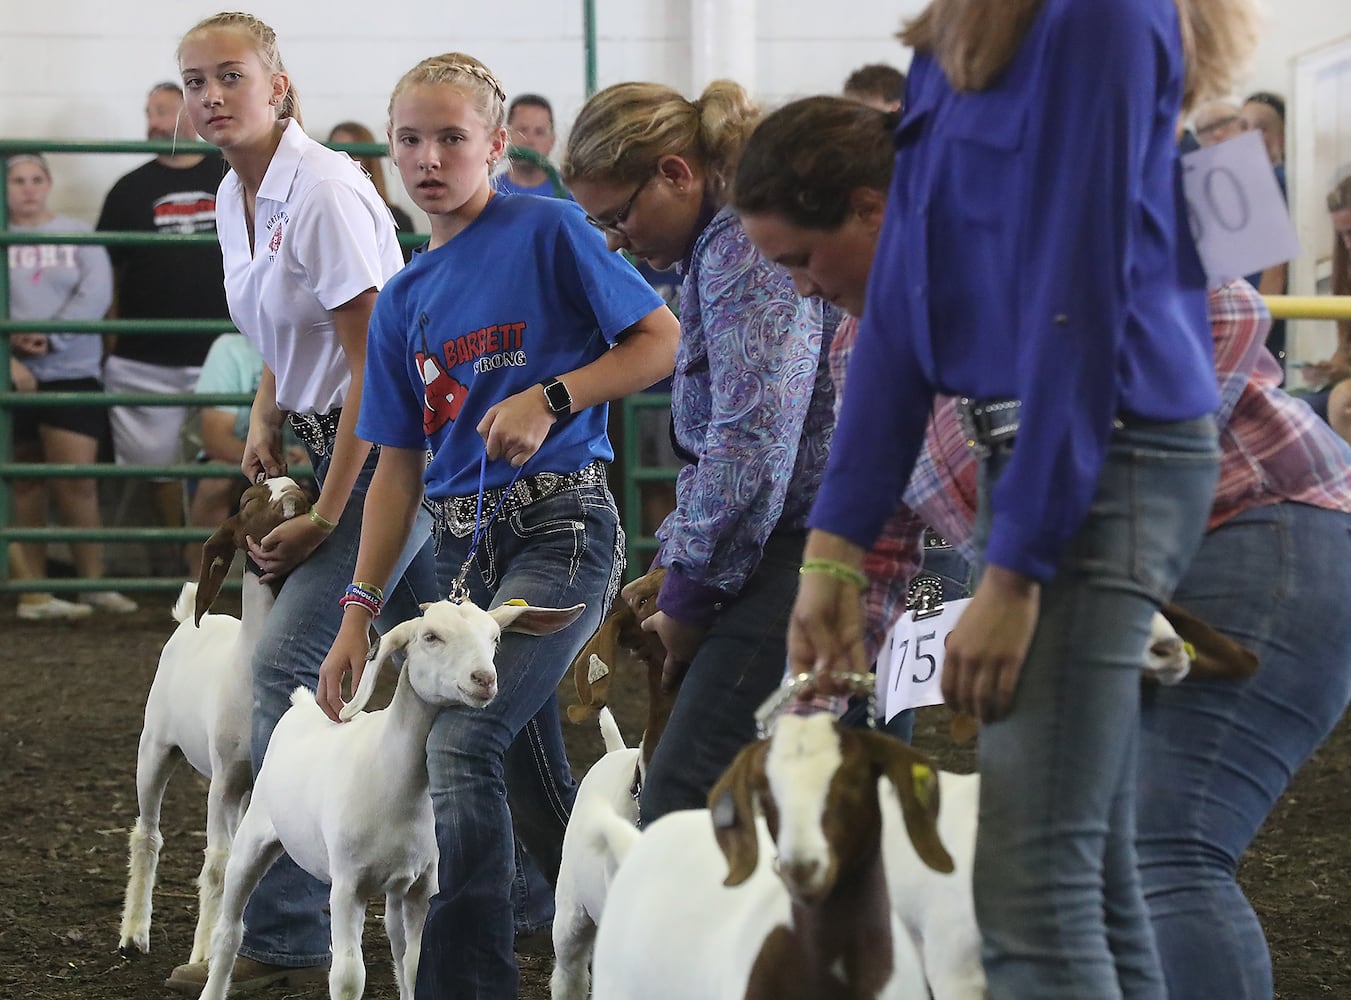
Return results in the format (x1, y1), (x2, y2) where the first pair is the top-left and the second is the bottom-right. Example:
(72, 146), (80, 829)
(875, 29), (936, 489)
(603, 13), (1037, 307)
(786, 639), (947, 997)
(118, 942), (145, 959)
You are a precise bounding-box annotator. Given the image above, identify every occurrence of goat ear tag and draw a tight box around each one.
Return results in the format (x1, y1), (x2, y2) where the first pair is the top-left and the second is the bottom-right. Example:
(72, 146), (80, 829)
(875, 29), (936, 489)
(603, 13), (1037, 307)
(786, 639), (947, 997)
(711, 788), (737, 829)
(504, 598), (528, 606)
(911, 763), (935, 809)
(587, 654), (611, 685)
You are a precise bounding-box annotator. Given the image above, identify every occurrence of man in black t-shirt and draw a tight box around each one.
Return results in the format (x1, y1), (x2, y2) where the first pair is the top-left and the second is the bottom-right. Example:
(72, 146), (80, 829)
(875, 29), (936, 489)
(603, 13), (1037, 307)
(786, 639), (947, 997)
(97, 82), (229, 563)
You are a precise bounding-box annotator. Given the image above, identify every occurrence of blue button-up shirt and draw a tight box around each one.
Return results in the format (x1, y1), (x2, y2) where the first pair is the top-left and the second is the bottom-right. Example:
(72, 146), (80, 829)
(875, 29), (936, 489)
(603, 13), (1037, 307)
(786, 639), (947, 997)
(811, 0), (1219, 581)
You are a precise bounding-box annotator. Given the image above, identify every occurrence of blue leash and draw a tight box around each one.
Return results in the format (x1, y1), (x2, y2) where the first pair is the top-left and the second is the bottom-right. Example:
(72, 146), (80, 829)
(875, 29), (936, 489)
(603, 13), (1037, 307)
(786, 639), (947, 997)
(447, 451), (527, 603)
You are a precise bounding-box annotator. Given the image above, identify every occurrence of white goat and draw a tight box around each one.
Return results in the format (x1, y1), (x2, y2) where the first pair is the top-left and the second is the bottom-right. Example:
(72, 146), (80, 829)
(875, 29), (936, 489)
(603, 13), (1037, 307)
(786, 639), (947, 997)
(198, 598), (585, 1000)
(589, 714), (952, 1000)
(880, 612), (1215, 1000)
(119, 476), (310, 962)
(550, 706), (639, 1000)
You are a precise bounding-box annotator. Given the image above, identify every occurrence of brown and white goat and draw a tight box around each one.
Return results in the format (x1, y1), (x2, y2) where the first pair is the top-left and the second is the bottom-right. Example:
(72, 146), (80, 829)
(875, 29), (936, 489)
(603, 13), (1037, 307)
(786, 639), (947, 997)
(118, 477), (309, 961)
(587, 714), (952, 1000)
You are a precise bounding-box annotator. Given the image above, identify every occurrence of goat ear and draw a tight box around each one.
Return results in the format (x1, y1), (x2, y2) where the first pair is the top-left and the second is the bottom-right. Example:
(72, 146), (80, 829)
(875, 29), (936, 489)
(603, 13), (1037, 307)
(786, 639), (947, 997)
(1159, 601), (1259, 682)
(566, 652), (613, 724)
(708, 741), (766, 887)
(195, 520), (241, 625)
(341, 619), (416, 720)
(861, 730), (955, 874)
(567, 610), (627, 718)
(491, 601), (586, 636)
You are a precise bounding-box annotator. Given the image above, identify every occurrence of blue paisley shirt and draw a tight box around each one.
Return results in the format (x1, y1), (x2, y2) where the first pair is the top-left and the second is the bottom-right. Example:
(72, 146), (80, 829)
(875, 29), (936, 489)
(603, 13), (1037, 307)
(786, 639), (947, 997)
(655, 206), (837, 624)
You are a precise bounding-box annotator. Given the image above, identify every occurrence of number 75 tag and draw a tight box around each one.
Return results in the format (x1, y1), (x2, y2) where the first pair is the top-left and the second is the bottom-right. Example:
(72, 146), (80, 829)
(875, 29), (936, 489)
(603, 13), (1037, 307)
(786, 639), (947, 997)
(1180, 129), (1298, 286)
(876, 598), (972, 722)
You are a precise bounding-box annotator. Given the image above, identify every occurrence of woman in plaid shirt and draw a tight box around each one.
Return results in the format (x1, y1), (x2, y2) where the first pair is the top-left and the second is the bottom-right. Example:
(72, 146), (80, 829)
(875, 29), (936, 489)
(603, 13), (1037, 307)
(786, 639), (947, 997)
(735, 94), (1351, 1000)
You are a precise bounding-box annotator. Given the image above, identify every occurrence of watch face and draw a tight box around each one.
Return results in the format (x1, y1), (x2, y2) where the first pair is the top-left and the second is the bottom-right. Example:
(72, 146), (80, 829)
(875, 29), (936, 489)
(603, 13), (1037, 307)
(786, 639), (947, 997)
(544, 379), (571, 412)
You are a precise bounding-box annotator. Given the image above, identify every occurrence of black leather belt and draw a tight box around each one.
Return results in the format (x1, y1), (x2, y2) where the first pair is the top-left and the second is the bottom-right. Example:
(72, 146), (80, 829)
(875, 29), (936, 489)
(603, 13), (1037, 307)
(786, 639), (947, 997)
(954, 397), (1020, 457)
(288, 409), (343, 458)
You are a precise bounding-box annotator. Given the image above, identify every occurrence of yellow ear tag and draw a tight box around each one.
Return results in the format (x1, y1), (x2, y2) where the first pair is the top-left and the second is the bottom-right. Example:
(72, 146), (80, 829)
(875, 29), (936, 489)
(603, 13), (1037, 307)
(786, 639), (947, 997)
(1182, 641), (1197, 663)
(911, 762), (935, 809)
(504, 599), (528, 607)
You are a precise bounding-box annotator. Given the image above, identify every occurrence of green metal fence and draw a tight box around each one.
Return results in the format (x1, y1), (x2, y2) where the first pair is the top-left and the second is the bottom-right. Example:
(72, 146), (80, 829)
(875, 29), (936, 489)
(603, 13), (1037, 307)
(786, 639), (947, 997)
(618, 392), (679, 581)
(0, 138), (411, 595)
(1, 137), (662, 596)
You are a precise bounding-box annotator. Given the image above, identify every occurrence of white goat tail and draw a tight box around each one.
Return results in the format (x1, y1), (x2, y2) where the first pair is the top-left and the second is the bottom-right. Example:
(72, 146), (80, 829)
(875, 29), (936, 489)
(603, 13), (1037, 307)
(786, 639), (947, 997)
(598, 706), (626, 755)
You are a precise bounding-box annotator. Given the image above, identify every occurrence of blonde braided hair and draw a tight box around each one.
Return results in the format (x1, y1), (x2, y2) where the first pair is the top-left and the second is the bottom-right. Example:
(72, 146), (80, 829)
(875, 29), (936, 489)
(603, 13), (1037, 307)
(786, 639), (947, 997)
(387, 53), (507, 132)
(178, 12), (302, 125)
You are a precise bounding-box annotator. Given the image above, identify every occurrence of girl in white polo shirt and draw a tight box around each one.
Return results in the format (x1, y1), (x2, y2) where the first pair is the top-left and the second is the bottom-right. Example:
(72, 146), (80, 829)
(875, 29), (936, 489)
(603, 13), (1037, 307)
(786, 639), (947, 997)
(166, 13), (436, 995)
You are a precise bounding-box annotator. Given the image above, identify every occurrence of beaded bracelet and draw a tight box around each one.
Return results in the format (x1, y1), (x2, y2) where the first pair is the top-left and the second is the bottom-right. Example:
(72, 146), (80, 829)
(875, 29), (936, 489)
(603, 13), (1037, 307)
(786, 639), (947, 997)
(308, 508), (338, 532)
(799, 557), (868, 589)
(339, 583), (383, 618)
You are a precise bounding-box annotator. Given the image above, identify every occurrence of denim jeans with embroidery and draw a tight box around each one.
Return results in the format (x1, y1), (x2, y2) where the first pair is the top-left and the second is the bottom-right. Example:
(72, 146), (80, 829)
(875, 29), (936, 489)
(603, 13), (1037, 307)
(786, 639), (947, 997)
(415, 482), (621, 1000)
(240, 443), (438, 966)
(1137, 500), (1351, 998)
(970, 417), (1217, 1000)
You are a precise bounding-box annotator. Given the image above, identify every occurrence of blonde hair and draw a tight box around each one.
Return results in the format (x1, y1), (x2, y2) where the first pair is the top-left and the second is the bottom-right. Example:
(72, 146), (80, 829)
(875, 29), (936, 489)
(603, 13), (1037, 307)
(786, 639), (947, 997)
(387, 53), (507, 132)
(900, 0), (1260, 113)
(179, 12), (302, 125)
(562, 80), (759, 206)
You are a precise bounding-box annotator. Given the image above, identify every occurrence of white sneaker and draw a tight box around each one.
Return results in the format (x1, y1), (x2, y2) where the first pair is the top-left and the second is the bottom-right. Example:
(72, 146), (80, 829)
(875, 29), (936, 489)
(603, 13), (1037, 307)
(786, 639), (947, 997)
(17, 596), (95, 621)
(79, 591), (140, 614)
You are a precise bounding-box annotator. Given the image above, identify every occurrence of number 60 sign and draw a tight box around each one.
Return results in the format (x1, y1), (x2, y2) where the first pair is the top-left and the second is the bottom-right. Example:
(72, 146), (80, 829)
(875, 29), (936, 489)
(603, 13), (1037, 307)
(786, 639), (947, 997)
(1180, 129), (1298, 285)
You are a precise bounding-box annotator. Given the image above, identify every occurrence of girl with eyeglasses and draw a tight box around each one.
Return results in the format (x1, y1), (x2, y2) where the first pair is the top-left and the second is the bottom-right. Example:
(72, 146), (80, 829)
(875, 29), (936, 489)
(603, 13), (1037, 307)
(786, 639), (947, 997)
(563, 81), (840, 828)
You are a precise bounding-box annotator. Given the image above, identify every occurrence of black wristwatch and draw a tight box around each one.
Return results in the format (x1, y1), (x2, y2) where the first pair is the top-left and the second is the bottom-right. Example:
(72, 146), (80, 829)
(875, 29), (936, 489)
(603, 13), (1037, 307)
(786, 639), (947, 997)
(539, 377), (573, 417)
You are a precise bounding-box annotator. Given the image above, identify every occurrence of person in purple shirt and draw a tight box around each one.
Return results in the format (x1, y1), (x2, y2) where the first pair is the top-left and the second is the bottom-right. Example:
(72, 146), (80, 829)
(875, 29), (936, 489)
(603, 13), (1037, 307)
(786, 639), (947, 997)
(785, 1), (1262, 997)
(564, 79), (838, 827)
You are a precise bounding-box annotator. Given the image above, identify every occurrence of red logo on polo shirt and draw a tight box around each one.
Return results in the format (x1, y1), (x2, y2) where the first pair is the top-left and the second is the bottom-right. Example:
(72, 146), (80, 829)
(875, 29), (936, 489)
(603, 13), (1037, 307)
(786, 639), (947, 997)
(264, 209), (289, 261)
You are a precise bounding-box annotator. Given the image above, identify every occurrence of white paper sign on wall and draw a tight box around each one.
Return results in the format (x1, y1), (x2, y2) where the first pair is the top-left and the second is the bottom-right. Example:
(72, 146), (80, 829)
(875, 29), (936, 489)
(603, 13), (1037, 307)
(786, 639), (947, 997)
(1180, 129), (1299, 285)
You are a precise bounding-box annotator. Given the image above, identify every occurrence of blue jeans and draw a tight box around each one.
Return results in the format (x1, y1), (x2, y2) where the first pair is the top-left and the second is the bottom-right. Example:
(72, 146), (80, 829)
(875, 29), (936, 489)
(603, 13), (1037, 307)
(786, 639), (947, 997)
(1137, 501), (1351, 998)
(971, 418), (1218, 1000)
(416, 482), (621, 1000)
(638, 532), (805, 826)
(239, 444), (437, 967)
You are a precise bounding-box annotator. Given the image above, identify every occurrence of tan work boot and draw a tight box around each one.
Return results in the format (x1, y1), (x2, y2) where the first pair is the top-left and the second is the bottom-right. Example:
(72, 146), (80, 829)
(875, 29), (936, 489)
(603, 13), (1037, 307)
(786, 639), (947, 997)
(165, 955), (330, 996)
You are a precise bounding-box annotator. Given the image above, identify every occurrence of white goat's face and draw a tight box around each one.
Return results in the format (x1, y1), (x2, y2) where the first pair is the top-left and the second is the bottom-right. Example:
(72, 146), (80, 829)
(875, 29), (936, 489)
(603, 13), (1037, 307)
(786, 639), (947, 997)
(405, 602), (500, 708)
(763, 714), (845, 903)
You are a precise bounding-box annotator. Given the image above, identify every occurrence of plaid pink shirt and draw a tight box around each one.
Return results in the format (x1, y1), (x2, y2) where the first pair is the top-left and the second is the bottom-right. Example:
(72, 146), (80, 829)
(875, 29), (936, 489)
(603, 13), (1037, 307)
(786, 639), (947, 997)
(833, 279), (1351, 660)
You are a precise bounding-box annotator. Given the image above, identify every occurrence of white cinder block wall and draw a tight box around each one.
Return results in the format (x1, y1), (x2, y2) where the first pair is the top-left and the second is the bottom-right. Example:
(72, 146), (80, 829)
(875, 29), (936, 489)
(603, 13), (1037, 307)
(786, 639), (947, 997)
(2, 0), (1349, 354)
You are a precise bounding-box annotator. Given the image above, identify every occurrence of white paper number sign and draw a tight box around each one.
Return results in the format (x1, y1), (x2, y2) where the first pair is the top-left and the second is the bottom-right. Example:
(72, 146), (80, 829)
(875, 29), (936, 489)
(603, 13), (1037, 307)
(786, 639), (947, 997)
(1180, 129), (1299, 285)
(875, 598), (971, 721)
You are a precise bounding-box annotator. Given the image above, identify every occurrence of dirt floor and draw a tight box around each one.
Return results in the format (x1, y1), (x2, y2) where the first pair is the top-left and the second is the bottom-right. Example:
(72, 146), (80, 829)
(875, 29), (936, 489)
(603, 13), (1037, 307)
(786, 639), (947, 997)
(3, 600), (1350, 999)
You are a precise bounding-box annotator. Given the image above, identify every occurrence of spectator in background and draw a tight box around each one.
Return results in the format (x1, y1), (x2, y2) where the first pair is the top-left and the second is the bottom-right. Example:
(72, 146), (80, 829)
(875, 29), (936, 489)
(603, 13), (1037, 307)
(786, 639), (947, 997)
(842, 62), (906, 112)
(326, 121), (417, 260)
(497, 94), (569, 197)
(96, 82), (228, 575)
(1193, 97), (1247, 146)
(1193, 94), (1289, 370)
(1314, 173), (1351, 444)
(184, 333), (307, 576)
(7, 154), (136, 620)
(1241, 90), (1286, 171)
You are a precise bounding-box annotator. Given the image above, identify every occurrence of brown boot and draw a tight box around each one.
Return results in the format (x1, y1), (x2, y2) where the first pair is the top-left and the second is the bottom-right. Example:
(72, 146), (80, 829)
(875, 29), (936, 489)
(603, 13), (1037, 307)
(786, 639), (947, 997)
(165, 955), (330, 996)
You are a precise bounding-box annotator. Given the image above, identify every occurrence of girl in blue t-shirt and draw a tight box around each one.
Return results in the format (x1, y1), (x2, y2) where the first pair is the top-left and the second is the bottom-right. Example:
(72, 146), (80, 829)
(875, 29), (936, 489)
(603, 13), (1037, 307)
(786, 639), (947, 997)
(316, 53), (678, 998)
